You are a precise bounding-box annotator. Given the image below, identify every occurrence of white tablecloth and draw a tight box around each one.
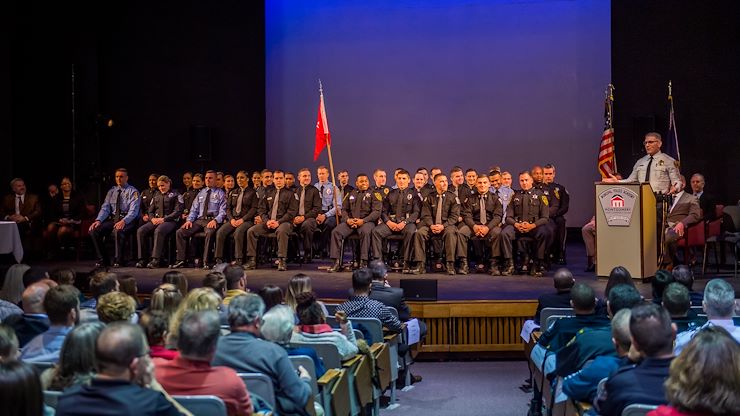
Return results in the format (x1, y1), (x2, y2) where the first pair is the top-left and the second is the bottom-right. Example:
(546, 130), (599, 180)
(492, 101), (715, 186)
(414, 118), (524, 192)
(0, 221), (24, 263)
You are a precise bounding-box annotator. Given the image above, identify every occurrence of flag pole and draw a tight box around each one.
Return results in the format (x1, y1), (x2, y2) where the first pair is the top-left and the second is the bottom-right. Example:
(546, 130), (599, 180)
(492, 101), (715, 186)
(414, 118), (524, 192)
(607, 83), (617, 173)
(320, 80), (341, 219)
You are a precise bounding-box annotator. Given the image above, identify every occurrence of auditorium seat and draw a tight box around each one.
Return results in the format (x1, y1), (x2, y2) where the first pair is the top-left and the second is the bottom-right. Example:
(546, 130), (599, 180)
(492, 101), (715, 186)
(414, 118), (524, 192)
(621, 403), (659, 416)
(237, 372), (276, 411)
(539, 307), (575, 329)
(172, 395), (227, 416)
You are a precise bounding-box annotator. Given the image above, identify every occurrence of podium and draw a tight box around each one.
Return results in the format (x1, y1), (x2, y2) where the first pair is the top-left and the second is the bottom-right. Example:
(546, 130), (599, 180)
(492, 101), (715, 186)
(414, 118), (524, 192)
(595, 182), (657, 279)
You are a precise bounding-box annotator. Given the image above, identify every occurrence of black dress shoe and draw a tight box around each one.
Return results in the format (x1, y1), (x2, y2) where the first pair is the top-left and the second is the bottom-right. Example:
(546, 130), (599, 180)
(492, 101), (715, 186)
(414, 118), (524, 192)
(147, 259), (160, 269)
(585, 264), (595, 272)
(112, 261), (123, 268)
(170, 260), (187, 269)
(277, 258), (287, 271)
(244, 258), (256, 270)
(458, 258), (469, 275)
(135, 260), (146, 268)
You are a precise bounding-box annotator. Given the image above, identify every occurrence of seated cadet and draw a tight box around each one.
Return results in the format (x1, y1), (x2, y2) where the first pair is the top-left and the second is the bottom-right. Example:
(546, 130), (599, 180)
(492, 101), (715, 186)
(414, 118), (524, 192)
(292, 168), (322, 262)
(489, 170), (513, 222)
(371, 168), (390, 201)
(181, 173), (203, 221)
(337, 169), (354, 199)
(181, 171), (193, 192)
(371, 169), (420, 271)
(223, 174), (235, 195)
(89, 168), (140, 268)
(172, 170), (227, 269)
(215, 171), (225, 190)
(138, 173), (158, 226)
(411, 173), (460, 275)
(500, 171), (552, 277)
(457, 173), (504, 275)
(250, 170), (261, 190)
(284, 172), (296, 191)
(257, 169), (274, 198)
(214, 171), (257, 265)
(416, 167), (435, 195)
(135, 176), (183, 269)
(327, 173), (381, 272)
(412, 171), (433, 202)
(245, 170), (298, 272)
(314, 165), (340, 258)
(542, 164), (570, 264)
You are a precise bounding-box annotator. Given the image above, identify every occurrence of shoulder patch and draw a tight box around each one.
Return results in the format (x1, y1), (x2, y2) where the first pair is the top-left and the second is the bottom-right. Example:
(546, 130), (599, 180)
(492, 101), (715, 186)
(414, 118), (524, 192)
(674, 160), (680, 168)
(374, 192), (383, 201)
(541, 196), (549, 206)
(132, 191), (139, 199)
(554, 189), (560, 199)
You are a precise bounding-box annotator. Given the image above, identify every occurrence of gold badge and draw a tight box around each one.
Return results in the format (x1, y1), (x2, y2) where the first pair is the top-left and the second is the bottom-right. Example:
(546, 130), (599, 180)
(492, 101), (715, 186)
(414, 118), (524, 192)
(383, 188), (389, 195)
(374, 192), (383, 201)
(554, 189), (560, 199)
(541, 196), (549, 206)
(658, 159), (664, 166)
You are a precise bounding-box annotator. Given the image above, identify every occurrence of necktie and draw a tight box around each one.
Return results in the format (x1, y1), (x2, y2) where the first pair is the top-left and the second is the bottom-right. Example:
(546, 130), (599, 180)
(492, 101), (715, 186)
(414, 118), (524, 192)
(644, 156), (654, 183)
(435, 194), (443, 225)
(299, 186), (306, 216)
(396, 190), (405, 221)
(157, 194), (164, 218)
(15, 195), (21, 215)
(270, 189), (280, 221)
(113, 189), (122, 218)
(201, 189), (211, 218)
(479, 195), (486, 224)
(235, 188), (244, 215)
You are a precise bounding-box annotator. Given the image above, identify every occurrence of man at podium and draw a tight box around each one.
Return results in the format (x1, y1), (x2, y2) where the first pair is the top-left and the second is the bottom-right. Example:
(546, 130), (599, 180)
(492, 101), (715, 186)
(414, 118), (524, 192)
(603, 132), (682, 194)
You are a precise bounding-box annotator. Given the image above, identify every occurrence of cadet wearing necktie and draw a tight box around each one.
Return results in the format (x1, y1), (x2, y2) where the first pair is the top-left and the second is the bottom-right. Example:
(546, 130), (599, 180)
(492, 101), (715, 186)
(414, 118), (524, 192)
(138, 173), (159, 226)
(135, 175), (183, 268)
(500, 171), (551, 277)
(327, 174), (382, 272)
(291, 169), (323, 262)
(214, 171), (257, 265)
(172, 170), (227, 269)
(371, 170), (420, 270)
(411, 174), (460, 275)
(89, 168), (141, 267)
(457, 174), (504, 275)
(245, 170), (298, 271)
(314, 166), (341, 258)
(541, 164), (570, 264)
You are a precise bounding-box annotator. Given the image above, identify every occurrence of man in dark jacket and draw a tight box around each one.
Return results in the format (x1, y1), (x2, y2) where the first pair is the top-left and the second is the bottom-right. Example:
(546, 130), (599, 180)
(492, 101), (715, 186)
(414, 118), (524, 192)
(533, 268), (574, 324)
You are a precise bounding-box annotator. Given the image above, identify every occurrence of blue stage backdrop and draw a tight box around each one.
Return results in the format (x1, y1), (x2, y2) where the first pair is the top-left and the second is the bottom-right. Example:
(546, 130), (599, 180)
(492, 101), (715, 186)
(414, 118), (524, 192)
(266, 0), (610, 224)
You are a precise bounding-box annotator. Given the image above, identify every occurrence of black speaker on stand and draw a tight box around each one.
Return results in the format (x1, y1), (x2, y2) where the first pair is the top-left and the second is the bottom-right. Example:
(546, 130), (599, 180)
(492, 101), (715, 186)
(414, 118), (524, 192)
(191, 125), (212, 172)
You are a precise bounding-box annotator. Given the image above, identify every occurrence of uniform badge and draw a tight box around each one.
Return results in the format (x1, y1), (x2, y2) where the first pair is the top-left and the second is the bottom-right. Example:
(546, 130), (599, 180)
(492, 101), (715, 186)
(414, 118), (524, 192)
(541, 196), (549, 206)
(133, 191), (139, 199)
(267, 197), (273, 201)
(374, 192), (383, 201)
(383, 188), (389, 195)
(407, 193), (413, 200)
(658, 160), (664, 166)
(455, 197), (461, 204)
(349, 195), (355, 201)
(326, 187), (333, 195)
(294, 193), (299, 200)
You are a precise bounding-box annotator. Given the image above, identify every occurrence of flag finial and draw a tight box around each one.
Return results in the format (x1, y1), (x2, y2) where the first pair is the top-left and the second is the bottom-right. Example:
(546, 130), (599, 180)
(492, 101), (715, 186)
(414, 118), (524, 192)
(668, 80), (672, 100)
(319, 79), (323, 95)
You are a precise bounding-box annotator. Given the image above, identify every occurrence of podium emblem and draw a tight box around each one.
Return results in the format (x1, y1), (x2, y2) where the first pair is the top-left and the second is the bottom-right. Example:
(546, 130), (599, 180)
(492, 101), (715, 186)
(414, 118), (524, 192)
(599, 187), (637, 226)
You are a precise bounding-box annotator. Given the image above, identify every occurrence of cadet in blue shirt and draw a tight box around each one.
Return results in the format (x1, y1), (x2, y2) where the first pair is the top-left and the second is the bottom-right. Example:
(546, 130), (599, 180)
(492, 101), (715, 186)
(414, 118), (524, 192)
(314, 165), (341, 258)
(89, 168), (140, 267)
(172, 170), (227, 269)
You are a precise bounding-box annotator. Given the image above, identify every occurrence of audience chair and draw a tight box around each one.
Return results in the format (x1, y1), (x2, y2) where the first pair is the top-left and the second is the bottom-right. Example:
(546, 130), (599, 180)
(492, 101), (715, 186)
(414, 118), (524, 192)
(701, 205), (724, 274)
(544, 314), (572, 331)
(290, 341), (343, 369)
(238, 372), (276, 411)
(317, 368), (351, 416)
(539, 307), (574, 329)
(173, 395), (228, 416)
(43, 390), (62, 409)
(621, 403), (659, 416)
(721, 205), (740, 277)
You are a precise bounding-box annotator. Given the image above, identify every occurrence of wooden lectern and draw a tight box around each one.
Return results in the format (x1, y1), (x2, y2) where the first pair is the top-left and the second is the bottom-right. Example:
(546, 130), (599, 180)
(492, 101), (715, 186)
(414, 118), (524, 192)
(595, 182), (657, 279)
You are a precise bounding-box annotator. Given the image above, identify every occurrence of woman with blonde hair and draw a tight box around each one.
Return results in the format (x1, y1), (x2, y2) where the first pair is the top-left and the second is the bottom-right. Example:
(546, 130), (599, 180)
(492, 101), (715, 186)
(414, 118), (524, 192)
(284, 273), (328, 316)
(149, 283), (183, 318)
(166, 287), (221, 349)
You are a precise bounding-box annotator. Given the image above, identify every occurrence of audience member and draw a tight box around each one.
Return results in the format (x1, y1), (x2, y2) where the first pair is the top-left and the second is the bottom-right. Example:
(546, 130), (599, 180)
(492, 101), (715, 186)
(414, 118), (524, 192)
(155, 310), (254, 416)
(662, 283), (705, 332)
(606, 284), (643, 316)
(261, 304), (325, 378)
(223, 264), (249, 305)
(56, 322), (182, 416)
(674, 278), (740, 353)
(367, 260), (412, 321)
(4, 282), (51, 347)
(257, 285), (284, 311)
(648, 326), (740, 416)
(1, 178), (42, 249)
(671, 265), (703, 306)
(42, 322), (105, 391)
(80, 271), (119, 322)
(49, 268), (76, 286)
(596, 266), (636, 316)
(149, 283), (183, 318)
(534, 268), (575, 324)
(97, 292), (137, 324)
(167, 287), (221, 349)
(139, 310), (178, 361)
(0, 298), (22, 322)
(651, 270), (674, 305)
(162, 271), (188, 298)
(338, 268), (403, 337)
(0, 263), (31, 305)
(0, 323), (20, 361)
(201, 272), (228, 323)
(284, 273), (329, 317)
(21, 284), (80, 363)
(292, 292), (358, 359)
(118, 276), (142, 309)
(0, 360), (45, 416)
(213, 294), (311, 415)
(596, 303), (675, 416)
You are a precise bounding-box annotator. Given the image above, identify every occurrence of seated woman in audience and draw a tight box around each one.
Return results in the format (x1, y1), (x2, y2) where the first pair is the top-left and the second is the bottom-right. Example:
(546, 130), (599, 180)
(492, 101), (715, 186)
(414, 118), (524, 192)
(162, 271), (188, 298)
(258, 284), (284, 311)
(96, 292), (137, 324)
(149, 283), (183, 319)
(285, 273), (329, 317)
(648, 326), (740, 416)
(596, 266), (637, 316)
(0, 324), (20, 362)
(118, 276), (143, 310)
(139, 310), (178, 360)
(223, 174), (235, 195)
(42, 322), (105, 391)
(0, 264), (31, 306)
(166, 287), (222, 349)
(0, 360), (46, 416)
(201, 272), (228, 323)
(291, 292), (358, 360)
(44, 177), (86, 256)
(261, 304), (326, 378)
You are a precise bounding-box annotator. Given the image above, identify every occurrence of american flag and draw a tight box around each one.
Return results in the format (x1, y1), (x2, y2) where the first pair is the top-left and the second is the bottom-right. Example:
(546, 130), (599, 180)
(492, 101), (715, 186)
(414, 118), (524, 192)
(663, 81), (680, 163)
(598, 84), (617, 178)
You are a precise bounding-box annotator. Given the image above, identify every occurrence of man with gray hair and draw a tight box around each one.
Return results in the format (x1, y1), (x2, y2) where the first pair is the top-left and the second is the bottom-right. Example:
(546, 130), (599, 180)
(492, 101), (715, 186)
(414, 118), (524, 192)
(155, 310), (253, 416)
(213, 294), (311, 415)
(674, 278), (740, 353)
(1, 177), (42, 252)
(5, 282), (51, 346)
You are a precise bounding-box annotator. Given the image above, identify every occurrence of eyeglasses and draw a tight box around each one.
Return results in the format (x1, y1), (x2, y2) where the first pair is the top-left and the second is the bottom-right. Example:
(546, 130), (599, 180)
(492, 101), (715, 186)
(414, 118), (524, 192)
(643, 140), (659, 145)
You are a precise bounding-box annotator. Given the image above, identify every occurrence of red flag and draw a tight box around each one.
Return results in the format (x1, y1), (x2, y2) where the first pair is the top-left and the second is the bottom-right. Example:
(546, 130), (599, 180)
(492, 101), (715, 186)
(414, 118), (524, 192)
(314, 90), (331, 161)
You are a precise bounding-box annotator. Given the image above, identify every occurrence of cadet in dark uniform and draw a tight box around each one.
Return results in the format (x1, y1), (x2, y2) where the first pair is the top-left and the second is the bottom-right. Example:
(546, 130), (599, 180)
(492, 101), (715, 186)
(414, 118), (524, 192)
(371, 169), (420, 270)
(464, 168), (478, 195)
(543, 164), (570, 264)
(172, 170), (227, 269)
(412, 173), (460, 275)
(139, 173), (158, 225)
(372, 168), (391, 202)
(135, 175), (183, 268)
(292, 168), (322, 262)
(533, 166), (559, 264)
(327, 174), (382, 272)
(457, 173), (504, 275)
(412, 172), (433, 202)
(214, 170), (257, 265)
(285, 172), (297, 192)
(182, 171), (193, 192)
(89, 168), (140, 267)
(501, 171), (552, 277)
(181, 173), (203, 221)
(245, 170), (298, 271)
(337, 169), (355, 206)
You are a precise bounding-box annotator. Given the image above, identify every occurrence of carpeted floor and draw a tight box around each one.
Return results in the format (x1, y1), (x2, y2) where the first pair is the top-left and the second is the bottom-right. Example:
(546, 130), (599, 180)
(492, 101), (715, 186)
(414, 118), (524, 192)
(381, 360), (532, 416)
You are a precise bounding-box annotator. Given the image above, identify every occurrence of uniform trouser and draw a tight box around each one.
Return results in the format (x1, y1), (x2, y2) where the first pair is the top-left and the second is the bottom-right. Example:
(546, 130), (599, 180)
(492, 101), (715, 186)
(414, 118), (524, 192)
(414, 225), (457, 262)
(316, 216), (337, 255)
(137, 221), (177, 260)
(175, 219), (220, 262)
(295, 218), (319, 257)
(215, 220), (254, 260)
(247, 222), (293, 258)
(582, 222), (596, 257)
(330, 222), (375, 261)
(457, 225), (502, 260)
(371, 223), (416, 261)
(91, 219), (136, 263)
(551, 216), (567, 256)
(500, 224), (551, 260)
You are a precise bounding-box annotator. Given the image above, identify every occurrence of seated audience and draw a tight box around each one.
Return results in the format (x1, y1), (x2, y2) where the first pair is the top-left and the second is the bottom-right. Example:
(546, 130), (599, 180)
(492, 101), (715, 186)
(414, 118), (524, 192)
(533, 267), (575, 324)
(5, 282), (51, 347)
(42, 322), (105, 391)
(223, 264), (249, 305)
(162, 271), (189, 297)
(648, 326), (740, 416)
(651, 270), (674, 305)
(338, 268), (403, 337)
(0, 360), (45, 416)
(0, 298), (22, 322)
(368, 260), (412, 321)
(662, 283), (705, 332)
(80, 271), (119, 322)
(284, 273), (329, 317)
(261, 304), (326, 378)
(596, 266), (636, 316)
(291, 292), (358, 359)
(167, 287), (222, 349)
(155, 310), (254, 416)
(596, 303), (675, 416)
(671, 265), (703, 306)
(257, 285), (284, 311)
(562, 308), (633, 403)
(21, 285), (80, 363)
(213, 294), (311, 415)
(1, 177), (42, 249)
(201, 272), (228, 323)
(149, 283), (183, 318)
(0, 323), (20, 361)
(56, 322), (182, 416)
(118, 276), (143, 310)
(44, 176), (86, 256)
(0, 263), (31, 306)
(674, 278), (740, 354)
(97, 292), (137, 324)
(139, 310), (178, 360)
